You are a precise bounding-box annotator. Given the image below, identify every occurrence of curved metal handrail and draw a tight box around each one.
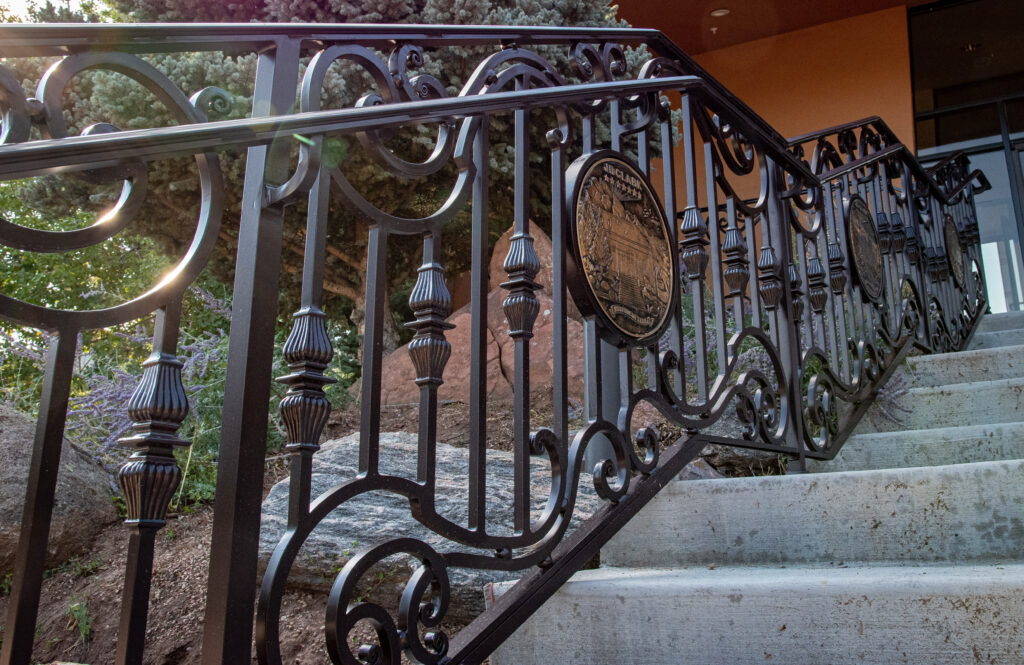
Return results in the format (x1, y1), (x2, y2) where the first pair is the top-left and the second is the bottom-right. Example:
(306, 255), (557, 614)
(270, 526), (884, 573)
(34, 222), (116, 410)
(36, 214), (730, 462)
(0, 23), (989, 665)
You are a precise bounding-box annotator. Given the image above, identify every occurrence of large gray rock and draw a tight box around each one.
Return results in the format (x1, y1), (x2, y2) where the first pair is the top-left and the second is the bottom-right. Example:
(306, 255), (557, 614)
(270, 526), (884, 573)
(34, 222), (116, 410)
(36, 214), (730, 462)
(0, 403), (118, 575)
(259, 432), (603, 620)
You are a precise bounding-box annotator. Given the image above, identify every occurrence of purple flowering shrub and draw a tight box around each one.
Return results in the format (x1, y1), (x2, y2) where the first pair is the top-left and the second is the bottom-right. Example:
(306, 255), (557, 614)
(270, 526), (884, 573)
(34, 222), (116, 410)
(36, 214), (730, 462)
(0, 280), (363, 509)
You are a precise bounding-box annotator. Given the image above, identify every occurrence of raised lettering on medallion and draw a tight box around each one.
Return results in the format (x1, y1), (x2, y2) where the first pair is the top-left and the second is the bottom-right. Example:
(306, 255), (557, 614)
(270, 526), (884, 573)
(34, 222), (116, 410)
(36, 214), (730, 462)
(569, 153), (676, 345)
(846, 195), (885, 303)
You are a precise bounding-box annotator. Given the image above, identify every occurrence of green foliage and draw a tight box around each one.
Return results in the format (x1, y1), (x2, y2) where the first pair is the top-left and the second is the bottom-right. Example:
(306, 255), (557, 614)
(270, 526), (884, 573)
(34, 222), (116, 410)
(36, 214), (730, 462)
(65, 595), (92, 644)
(0, 181), (172, 313)
(0, 179), (171, 416)
(35, 557), (104, 585)
(0, 573), (12, 597)
(52, 557), (103, 580)
(0, 172), (363, 508)
(26, 0), (124, 22)
(8, 0), (648, 341)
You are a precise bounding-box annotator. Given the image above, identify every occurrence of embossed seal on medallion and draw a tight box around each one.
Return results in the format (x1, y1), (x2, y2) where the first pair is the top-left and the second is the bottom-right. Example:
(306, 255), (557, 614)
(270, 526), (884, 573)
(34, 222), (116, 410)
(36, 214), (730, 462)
(845, 195), (885, 303)
(566, 152), (677, 346)
(944, 213), (966, 289)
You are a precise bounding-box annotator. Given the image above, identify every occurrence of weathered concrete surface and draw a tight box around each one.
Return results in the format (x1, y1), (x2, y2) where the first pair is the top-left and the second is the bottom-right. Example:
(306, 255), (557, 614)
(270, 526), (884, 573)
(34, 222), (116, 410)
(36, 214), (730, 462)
(490, 563), (1024, 665)
(0, 403), (117, 575)
(601, 459), (1024, 568)
(854, 377), (1024, 434)
(969, 329), (1024, 350)
(901, 344), (1024, 388)
(486, 313), (1024, 665)
(808, 422), (1024, 472)
(977, 310), (1024, 333)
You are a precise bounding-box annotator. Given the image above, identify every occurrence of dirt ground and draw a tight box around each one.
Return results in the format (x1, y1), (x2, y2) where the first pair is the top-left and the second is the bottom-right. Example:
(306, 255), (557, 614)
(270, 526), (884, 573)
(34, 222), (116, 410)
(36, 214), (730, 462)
(0, 456), (477, 665)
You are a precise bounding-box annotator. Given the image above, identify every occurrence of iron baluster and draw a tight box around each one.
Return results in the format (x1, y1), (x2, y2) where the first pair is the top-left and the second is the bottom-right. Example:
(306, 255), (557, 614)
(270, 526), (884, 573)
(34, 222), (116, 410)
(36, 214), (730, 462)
(279, 168), (337, 529)
(467, 116), (490, 533)
(504, 95), (542, 534)
(116, 300), (189, 665)
(658, 99), (685, 400)
(200, 36), (302, 665)
(679, 95), (710, 403)
(549, 129), (570, 450)
(1, 332), (77, 665)
(408, 232), (453, 494)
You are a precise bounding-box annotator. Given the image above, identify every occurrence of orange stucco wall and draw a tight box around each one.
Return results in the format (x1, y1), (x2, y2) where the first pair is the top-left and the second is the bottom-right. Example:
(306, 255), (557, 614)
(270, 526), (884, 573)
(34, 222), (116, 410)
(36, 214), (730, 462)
(691, 6), (915, 147)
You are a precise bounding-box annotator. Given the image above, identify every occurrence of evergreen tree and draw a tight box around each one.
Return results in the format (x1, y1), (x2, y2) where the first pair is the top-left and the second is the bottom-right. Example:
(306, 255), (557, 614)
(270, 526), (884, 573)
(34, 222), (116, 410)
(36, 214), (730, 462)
(9, 0), (637, 349)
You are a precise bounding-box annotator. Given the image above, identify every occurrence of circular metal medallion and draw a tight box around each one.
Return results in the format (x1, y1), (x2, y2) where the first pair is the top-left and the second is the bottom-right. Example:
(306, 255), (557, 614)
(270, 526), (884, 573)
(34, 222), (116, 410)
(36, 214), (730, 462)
(944, 213), (966, 289)
(566, 151), (677, 347)
(845, 195), (885, 303)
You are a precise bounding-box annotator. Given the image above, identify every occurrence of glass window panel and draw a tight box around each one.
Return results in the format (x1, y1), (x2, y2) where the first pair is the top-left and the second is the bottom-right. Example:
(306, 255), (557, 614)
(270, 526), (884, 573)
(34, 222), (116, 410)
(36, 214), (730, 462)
(915, 105), (1000, 151)
(969, 149), (1024, 312)
(1007, 99), (1024, 139)
(911, 0), (1024, 112)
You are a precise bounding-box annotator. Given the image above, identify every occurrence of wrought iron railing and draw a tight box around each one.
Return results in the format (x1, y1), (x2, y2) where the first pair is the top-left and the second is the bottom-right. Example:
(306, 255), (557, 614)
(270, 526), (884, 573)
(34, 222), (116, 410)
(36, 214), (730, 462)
(0, 23), (988, 665)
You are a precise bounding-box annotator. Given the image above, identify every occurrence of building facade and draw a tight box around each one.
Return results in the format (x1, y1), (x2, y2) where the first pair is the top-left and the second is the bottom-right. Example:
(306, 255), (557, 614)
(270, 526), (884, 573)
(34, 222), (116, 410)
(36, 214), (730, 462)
(619, 0), (1024, 312)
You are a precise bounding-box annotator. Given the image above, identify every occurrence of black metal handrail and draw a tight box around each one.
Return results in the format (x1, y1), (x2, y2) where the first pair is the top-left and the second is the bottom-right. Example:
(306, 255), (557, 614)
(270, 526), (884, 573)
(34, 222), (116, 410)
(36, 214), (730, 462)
(0, 23), (988, 665)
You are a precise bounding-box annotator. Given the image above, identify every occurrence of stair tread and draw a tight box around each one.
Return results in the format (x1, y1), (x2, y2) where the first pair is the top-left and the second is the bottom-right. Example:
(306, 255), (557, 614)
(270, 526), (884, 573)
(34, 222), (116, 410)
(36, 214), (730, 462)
(907, 342), (1024, 363)
(968, 329), (1024, 349)
(813, 422), (1024, 471)
(495, 314), (1024, 665)
(526, 561), (1024, 586)
(901, 344), (1024, 388)
(491, 563), (1024, 665)
(843, 420), (1024, 441)
(602, 458), (1024, 568)
(977, 310), (1024, 332)
(903, 374), (1024, 392)
(855, 375), (1024, 433)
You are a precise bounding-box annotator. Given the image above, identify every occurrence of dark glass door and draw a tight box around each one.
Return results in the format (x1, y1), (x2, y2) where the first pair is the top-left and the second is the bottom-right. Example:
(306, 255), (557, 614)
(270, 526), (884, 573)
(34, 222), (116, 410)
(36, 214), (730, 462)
(911, 0), (1024, 312)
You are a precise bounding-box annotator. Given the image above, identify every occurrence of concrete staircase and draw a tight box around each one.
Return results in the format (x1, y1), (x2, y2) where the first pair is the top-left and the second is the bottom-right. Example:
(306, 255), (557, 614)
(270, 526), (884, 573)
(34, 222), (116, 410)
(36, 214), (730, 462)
(491, 312), (1024, 665)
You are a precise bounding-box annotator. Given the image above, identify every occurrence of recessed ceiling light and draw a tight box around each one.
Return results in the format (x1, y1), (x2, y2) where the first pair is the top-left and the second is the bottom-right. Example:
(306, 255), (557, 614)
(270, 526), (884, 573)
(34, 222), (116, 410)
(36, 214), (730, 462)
(710, 8), (730, 17)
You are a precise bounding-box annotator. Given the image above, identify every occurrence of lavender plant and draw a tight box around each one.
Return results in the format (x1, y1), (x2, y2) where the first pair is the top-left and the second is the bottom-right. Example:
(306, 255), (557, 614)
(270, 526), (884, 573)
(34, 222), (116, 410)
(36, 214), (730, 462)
(1, 280), (363, 509)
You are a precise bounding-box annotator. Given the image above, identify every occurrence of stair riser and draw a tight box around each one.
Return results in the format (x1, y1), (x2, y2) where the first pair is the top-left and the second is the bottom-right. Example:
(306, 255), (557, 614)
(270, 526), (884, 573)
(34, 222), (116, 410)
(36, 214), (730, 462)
(969, 330), (1024, 350)
(901, 346), (1024, 388)
(490, 566), (1024, 665)
(602, 460), (1024, 568)
(977, 311), (1024, 333)
(808, 423), (1024, 471)
(856, 379), (1024, 433)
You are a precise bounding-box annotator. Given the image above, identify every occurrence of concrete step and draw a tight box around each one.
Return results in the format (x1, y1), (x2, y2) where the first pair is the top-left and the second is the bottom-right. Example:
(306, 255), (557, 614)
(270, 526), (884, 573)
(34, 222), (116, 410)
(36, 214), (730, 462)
(977, 310), (1024, 333)
(808, 422), (1024, 472)
(969, 329), (1024, 350)
(490, 563), (1024, 665)
(854, 377), (1024, 434)
(600, 459), (1023, 569)
(900, 344), (1024, 388)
